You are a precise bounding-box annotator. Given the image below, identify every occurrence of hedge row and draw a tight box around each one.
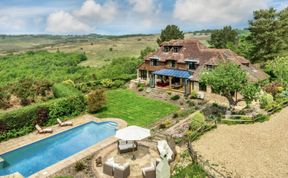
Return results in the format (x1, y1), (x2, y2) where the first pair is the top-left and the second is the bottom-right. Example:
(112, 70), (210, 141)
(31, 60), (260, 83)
(52, 83), (82, 98)
(0, 95), (86, 141)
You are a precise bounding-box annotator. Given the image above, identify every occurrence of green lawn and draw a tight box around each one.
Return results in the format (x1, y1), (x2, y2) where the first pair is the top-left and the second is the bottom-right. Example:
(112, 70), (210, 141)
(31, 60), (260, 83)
(96, 89), (179, 126)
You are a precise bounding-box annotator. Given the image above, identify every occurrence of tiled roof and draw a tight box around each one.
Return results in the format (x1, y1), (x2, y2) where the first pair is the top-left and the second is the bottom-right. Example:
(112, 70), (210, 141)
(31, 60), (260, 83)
(141, 39), (268, 82)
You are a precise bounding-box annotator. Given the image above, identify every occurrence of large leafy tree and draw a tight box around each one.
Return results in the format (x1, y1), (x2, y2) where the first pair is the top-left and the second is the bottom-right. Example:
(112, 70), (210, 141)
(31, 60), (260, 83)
(200, 62), (259, 108)
(226, 35), (254, 60)
(248, 8), (282, 62)
(208, 26), (238, 48)
(266, 56), (288, 86)
(279, 7), (288, 54)
(157, 25), (184, 45)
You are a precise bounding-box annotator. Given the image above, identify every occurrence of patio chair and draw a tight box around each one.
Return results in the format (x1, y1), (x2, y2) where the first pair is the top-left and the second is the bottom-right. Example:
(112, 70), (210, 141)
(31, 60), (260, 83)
(114, 162), (130, 178)
(157, 140), (174, 163)
(117, 140), (138, 154)
(142, 162), (156, 178)
(35, 124), (53, 134)
(103, 157), (114, 176)
(57, 118), (73, 127)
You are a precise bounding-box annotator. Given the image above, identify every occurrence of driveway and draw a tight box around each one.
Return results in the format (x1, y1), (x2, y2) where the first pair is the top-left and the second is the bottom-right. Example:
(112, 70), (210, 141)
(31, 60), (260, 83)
(193, 107), (288, 178)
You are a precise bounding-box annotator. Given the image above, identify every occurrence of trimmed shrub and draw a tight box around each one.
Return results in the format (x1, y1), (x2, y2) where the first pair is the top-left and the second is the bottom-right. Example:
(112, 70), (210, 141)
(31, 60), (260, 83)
(75, 161), (85, 172)
(259, 92), (274, 109)
(52, 83), (81, 98)
(112, 80), (125, 88)
(170, 95), (180, 100)
(0, 95), (86, 141)
(87, 89), (106, 113)
(190, 90), (198, 99)
(190, 112), (205, 131)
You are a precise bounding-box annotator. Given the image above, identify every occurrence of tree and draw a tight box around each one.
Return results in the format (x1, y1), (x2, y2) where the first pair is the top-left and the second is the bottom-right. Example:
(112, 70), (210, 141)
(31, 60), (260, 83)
(157, 25), (184, 45)
(87, 89), (106, 113)
(240, 84), (259, 107)
(279, 7), (288, 54)
(226, 35), (254, 60)
(208, 26), (238, 48)
(139, 47), (155, 59)
(248, 8), (281, 62)
(200, 62), (258, 108)
(265, 56), (288, 86)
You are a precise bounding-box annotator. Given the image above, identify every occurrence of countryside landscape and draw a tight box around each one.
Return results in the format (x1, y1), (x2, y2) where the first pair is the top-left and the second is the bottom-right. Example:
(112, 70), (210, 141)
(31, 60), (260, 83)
(0, 0), (288, 178)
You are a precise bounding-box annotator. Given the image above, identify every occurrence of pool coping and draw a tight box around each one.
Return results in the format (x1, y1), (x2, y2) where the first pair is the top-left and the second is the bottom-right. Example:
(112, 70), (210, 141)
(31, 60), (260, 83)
(0, 115), (127, 178)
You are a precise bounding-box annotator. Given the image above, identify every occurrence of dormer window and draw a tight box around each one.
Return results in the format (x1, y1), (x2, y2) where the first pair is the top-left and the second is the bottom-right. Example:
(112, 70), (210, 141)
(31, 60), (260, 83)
(172, 47), (180, 53)
(206, 65), (214, 70)
(163, 46), (169, 52)
(185, 59), (199, 70)
(188, 62), (196, 70)
(150, 58), (158, 66)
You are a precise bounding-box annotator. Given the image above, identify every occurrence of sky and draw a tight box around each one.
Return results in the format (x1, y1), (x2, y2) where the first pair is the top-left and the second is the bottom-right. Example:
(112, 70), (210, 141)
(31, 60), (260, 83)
(0, 0), (287, 35)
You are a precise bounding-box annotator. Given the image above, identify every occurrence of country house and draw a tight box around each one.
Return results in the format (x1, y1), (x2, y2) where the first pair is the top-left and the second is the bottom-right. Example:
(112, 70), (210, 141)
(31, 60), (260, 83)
(137, 39), (268, 95)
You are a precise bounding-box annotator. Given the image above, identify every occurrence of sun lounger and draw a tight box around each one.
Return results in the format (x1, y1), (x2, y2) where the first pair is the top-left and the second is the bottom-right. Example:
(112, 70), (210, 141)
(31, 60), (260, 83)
(57, 118), (73, 127)
(114, 162), (130, 178)
(35, 124), (53, 134)
(157, 140), (174, 163)
(103, 157), (114, 176)
(117, 140), (138, 154)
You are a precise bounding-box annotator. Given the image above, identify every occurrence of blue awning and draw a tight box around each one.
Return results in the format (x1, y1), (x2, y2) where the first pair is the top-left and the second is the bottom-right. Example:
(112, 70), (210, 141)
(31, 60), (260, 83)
(152, 69), (191, 79)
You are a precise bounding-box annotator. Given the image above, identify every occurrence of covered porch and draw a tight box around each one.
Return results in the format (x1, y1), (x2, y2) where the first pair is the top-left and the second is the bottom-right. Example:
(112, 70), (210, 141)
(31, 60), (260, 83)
(150, 69), (191, 95)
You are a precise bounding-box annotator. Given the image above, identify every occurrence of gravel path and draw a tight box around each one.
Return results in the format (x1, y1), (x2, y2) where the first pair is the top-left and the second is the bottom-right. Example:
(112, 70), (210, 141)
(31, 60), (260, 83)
(193, 107), (288, 178)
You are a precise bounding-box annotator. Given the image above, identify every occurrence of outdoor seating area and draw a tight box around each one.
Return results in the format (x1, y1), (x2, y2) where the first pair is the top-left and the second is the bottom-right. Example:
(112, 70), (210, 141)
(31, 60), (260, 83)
(93, 126), (174, 178)
(93, 142), (165, 178)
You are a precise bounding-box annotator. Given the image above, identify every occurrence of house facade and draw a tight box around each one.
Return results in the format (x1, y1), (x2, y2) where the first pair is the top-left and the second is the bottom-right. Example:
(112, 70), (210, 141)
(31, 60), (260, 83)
(136, 39), (268, 95)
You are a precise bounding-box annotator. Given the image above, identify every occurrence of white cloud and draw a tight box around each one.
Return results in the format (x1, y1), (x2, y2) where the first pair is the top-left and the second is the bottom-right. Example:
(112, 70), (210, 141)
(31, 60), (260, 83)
(75, 0), (117, 21)
(46, 11), (91, 34)
(128, 0), (156, 13)
(0, 16), (26, 30)
(173, 0), (269, 24)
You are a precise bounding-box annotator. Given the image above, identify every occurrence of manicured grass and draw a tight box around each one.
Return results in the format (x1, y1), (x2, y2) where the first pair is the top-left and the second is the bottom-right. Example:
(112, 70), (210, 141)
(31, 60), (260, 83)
(96, 89), (179, 126)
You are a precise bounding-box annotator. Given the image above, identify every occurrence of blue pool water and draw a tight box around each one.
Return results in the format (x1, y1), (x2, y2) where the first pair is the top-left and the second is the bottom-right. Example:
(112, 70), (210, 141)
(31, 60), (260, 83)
(0, 121), (117, 177)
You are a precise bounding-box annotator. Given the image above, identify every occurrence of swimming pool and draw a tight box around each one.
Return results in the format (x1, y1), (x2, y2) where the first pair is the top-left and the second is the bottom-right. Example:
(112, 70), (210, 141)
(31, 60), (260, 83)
(0, 121), (117, 177)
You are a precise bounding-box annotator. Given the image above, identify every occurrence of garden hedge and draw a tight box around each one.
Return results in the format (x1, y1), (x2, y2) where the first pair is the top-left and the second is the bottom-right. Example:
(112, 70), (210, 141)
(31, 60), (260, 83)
(0, 95), (86, 141)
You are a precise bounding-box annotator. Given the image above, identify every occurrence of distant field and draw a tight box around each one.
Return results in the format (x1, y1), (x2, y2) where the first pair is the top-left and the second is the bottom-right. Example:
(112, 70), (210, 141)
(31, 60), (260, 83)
(0, 33), (210, 67)
(44, 35), (159, 67)
(96, 89), (179, 126)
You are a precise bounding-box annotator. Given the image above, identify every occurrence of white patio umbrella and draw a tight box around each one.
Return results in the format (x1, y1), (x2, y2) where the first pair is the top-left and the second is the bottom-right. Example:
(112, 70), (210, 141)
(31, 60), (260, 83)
(115, 126), (151, 159)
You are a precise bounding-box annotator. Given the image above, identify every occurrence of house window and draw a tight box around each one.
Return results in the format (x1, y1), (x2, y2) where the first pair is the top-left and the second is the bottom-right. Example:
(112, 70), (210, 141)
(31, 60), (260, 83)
(188, 62), (196, 70)
(163, 46), (169, 52)
(170, 61), (176, 68)
(150, 59), (158, 66)
(173, 47), (180, 53)
(206, 65), (214, 69)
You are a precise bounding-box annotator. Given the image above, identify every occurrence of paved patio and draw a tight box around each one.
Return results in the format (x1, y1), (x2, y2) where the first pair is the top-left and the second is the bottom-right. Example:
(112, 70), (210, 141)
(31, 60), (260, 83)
(0, 114), (127, 178)
(93, 141), (160, 178)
